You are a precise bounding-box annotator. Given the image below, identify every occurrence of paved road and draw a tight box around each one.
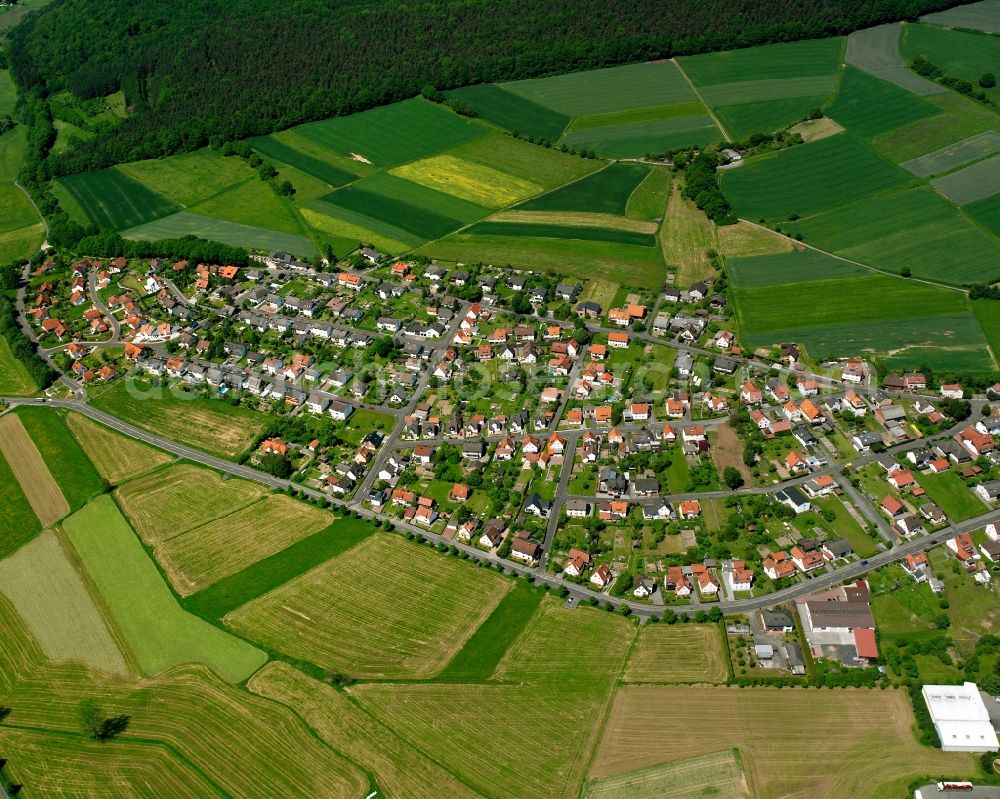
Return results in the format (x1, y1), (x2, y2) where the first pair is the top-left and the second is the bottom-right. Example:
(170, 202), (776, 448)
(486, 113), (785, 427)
(88, 269), (120, 343)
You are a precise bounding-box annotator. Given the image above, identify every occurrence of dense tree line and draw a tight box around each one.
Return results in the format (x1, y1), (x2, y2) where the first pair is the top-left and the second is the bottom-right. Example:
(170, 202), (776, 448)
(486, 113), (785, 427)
(0, 294), (57, 389)
(73, 231), (250, 266)
(682, 151), (735, 224)
(6, 0), (968, 172)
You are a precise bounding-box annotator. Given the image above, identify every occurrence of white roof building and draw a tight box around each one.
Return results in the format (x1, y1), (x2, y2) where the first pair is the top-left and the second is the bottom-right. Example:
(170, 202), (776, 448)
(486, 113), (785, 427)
(922, 682), (1000, 752)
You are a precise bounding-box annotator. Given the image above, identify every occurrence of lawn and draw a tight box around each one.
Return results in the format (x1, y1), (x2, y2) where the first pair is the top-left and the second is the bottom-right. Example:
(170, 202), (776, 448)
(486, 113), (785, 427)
(583, 750), (749, 799)
(65, 411), (173, 484)
(725, 248), (867, 289)
(0, 334), (37, 395)
(900, 130), (1000, 178)
(153, 495), (333, 596)
(845, 22), (946, 95)
(115, 463), (267, 545)
(920, 471), (987, 521)
(591, 685), (976, 798)
(932, 153), (1000, 205)
(813, 496), (879, 557)
(183, 515), (376, 620)
(870, 565), (941, 636)
(89, 379), (268, 459)
(623, 624), (729, 683)
(60, 495), (266, 682)
(444, 83), (570, 140)
(0, 412), (68, 528)
(57, 167), (182, 230)
(249, 134), (358, 187)
(521, 162), (651, 215)
(123, 210), (317, 256)
(15, 407), (104, 512)
(826, 67), (940, 139)
(226, 533), (511, 679)
(720, 133), (913, 221)
(0, 530), (129, 675)
(117, 148), (257, 206)
(660, 178), (719, 288)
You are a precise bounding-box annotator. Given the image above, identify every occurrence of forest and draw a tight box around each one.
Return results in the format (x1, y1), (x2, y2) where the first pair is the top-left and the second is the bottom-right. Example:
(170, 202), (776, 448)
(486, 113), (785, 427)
(6, 0), (968, 174)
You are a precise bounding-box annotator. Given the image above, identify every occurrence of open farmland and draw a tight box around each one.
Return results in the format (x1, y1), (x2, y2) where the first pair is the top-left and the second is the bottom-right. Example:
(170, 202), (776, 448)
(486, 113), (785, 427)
(115, 464), (266, 544)
(922, 0), (1000, 32)
(61, 495), (266, 682)
(65, 412), (173, 483)
(562, 110), (721, 158)
(726, 248), (868, 288)
(0, 530), (129, 675)
(449, 132), (601, 190)
(900, 130), (1000, 177)
(300, 205), (411, 254)
(583, 750), (749, 799)
(591, 685), (976, 799)
(717, 221), (794, 257)
(154, 496), (333, 596)
(623, 624), (729, 683)
(626, 165), (671, 221)
(391, 153), (542, 207)
(932, 154), (1000, 204)
(522, 162), (650, 215)
(721, 133), (913, 220)
(57, 167), (181, 230)
(123, 210), (318, 255)
(490, 210), (658, 234)
(227, 534), (511, 678)
(660, 179), (718, 288)
(250, 134), (358, 187)
(0, 335), (37, 395)
(251, 664), (485, 799)
(966, 192), (1000, 241)
(464, 220), (655, 246)
(845, 23), (945, 95)
(902, 23), (1000, 103)
(826, 67), (940, 139)
(445, 83), (570, 141)
(90, 379), (267, 459)
(117, 148), (257, 206)
(0, 413), (69, 527)
(872, 92), (1000, 162)
(0, 449), (40, 556)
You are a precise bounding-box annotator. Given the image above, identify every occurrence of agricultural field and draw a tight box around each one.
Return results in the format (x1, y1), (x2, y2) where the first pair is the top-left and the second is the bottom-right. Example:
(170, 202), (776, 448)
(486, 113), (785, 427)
(872, 91), (1000, 162)
(0, 448), (40, 556)
(591, 685), (976, 799)
(932, 153), (1000, 204)
(445, 82), (571, 141)
(250, 134), (360, 187)
(845, 23), (946, 95)
(89, 379), (267, 459)
(623, 624), (729, 684)
(0, 127), (44, 262)
(0, 335), (37, 395)
(0, 530), (129, 675)
(65, 412), (173, 484)
(720, 133), (913, 221)
(153, 496), (333, 596)
(583, 750), (749, 799)
(391, 152), (542, 207)
(61, 495), (266, 682)
(902, 23), (1000, 104)
(57, 167), (182, 230)
(626, 165), (672, 221)
(521, 162), (651, 215)
(726, 248), (868, 289)
(900, 130), (1000, 178)
(490, 210), (658, 234)
(117, 148), (257, 207)
(974, 297), (1000, 362)
(717, 221), (794, 258)
(966, 192), (1000, 240)
(922, 0), (1000, 32)
(661, 179), (718, 288)
(115, 463), (267, 545)
(464, 220), (655, 247)
(123, 210), (317, 256)
(0, 413), (69, 527)
(825, 67), (940, 139)
(226, 534), (511, 679)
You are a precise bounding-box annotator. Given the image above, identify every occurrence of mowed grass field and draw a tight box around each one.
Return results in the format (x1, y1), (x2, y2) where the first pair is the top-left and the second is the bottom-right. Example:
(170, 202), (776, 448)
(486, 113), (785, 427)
(591, 685), (976, 799)
(0, 447), (40, 556)
(58, 167), (181, 230)
(155, 495), (333, 596)
(845, 23), (946, 96)
(61, 495), (266, 683)
(922, 0), (1000, 32)
(115, 463), (267, 544)
(227, 534), (511, 679)
(123, 210), (317, 256)
(90, 379), (267, 459)
(900, 130), (1000, 178)
(0, 413), (69, 527)
(446, 82), (571, 141)
(583, 750), (749, 799)
(65, 411), (173, 484)
(932, 153), (1000, 205)
(0, 335), (37, 395)
(623, 624), (729, 683)
(351, 599), (635, 799)
(521, 162), (651, 215)
(661, 178), (718, 288)
(0, 530), (129, 675)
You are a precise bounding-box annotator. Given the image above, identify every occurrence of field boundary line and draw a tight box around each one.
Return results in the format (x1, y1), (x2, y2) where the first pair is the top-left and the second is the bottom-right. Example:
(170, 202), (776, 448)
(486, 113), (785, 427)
(736, 218), (969, 294)
(672, 59), (731, 142)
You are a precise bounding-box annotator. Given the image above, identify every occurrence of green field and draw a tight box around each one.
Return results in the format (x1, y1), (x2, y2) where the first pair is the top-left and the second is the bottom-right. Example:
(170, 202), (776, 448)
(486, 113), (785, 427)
(845, 23), (946, 95)
(300, 205), (412, 254)
(0, 448), (41, 556)
(465, 220), (655, 246)
(626, 166), (672, 221)
(61, 496), (266, 682)
(0, 127), (45, 262)
(966, 192), (1000, 241)
(0, 335), (37, 395)
(721, 133), (913, 220)
(391, 152), (542, 207)
(725, 248), (868, 288)
(785, 186), (1000, 284)
(973, 298), (1000, 361)
(118, 149), (258, 206)
(449, 132), (602, 190)
(932, 153), (1000, 204)
(714, 94), (831, 140)
(826, 67), (940, 138)
(58, 167), (182, 230)
(521, 162), (650, 215)
(445, 83), (570, 141)
(249, 134), (358, 187)
(680, 38), (844, 85)
(873, 91), (1000, 162)
(922, 0), (1000, 32)
(561, 114), (722, 157)
(918, 471), (987, 521)
(902, 23), (1000, 102)
(900, 130), (1000, 177)
(583, 750), (749, 799)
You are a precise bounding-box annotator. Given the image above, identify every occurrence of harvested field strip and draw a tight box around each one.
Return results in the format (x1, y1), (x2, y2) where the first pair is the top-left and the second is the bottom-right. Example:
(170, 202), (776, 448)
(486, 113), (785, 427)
(623, 624), (729, 683)
(115, 463), (266, 545)
(227, 534), (511, 679)
(569, 102), (707, 131)
(15, 407), (104, 511)
(0, 530), (129, 675)
(0, 448), (40, 556)
(826, 67), (940, 139)
(184, 515), (376, 620)
(0, 413), (68, 526)
(932, 153), (1000, 204)
(660, 178), (718, 288)
(436, 581), (545, 682)
(465, 220), (656, 246)
(789, 117), (845, 142)
(65, 411), (173, 484)
(250, 134), (357, 187)
(901, 130), (1000, 177)
(726, 248), (868, 288)
(250, 663), (487, 799)
(391, 153), (541, 207)
(0, 334), (36, 395)
(521, 162), (651, 215)
(922, 0), (1000, 32)
(445, 82), (569, 141)
(491, 210), (658, 233)
(583, 750), (749, 799)
(62, 495), (266, 682)
(57, 167), (182, 230)
(717, 221), (794, 257)
(845, 23), (945, 95)
(591, 685), (976, 798)
(155, 495), (333, 596)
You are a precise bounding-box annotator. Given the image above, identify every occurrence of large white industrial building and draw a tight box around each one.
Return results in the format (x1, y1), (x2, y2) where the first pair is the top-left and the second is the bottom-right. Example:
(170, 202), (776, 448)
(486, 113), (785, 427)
(922, 682), (1000, 752)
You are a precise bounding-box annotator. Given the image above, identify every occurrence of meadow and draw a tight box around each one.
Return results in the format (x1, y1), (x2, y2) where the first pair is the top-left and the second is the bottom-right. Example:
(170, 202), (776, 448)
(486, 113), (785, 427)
(118, 148), (258, 206)
(932, 153), (1000, 204)
(661, 179), (718, 288)
(623, 624), (729, 684)
(61, 496), (266, 682)
(0, 413), (69, 527)
(591, 685), (976, 799)
(155, 495), (333, 596)
(583, 750), (749, 799)
(115, 463), (267, 545)
(57, 167), (181, 230)
(89, 379), (267, 459)
(720, 133), (913, 221)
(717, 220), (795, 258)
(0, 335), (37, 395)
(0, 129), (44, 262)
(845, 23), (945, 95)
(900, 130), (1000, 177)
(626, 165), (672, 221)
(227, 534), (511, 678)
(0, 530), (129, 675)
(65, 411), (173, 484)
(919, 471), (989, 520)
(825, 67), (940, 139)
(522, 162), (650, 215)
